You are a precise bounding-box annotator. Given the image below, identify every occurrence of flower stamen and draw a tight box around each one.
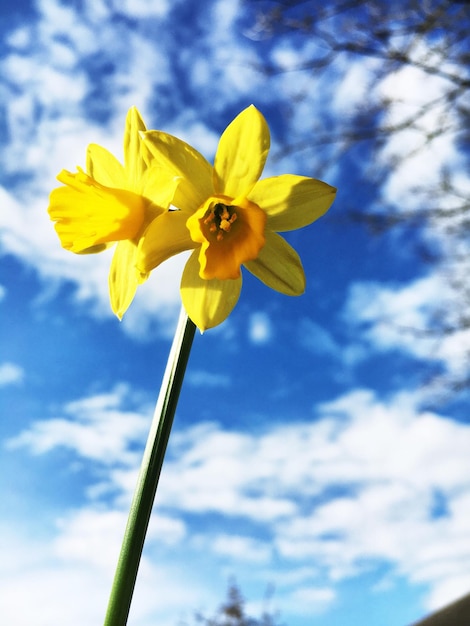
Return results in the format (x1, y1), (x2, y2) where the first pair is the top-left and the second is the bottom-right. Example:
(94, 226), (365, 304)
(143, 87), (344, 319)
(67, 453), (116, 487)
(204, 202), (238, 241)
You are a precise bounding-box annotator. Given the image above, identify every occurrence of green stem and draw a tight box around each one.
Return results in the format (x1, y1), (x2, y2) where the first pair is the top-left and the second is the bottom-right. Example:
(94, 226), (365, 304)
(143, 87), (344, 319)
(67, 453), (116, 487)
(104, 308), (196, 626)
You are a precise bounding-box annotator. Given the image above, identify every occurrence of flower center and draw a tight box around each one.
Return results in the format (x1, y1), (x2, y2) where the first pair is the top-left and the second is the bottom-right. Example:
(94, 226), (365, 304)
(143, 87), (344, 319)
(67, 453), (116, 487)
(186, 195), (267, 281)
(204, 202), (238, 241)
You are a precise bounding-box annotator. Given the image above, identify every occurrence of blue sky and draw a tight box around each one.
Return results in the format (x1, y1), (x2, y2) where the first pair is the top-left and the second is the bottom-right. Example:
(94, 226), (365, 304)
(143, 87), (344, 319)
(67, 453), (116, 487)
(1, 1), (469, 625)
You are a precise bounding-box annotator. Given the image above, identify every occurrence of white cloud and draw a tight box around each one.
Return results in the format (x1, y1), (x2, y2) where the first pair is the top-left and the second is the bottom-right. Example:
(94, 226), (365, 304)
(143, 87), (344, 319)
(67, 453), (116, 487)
(6, 26), (32, 50)
(211, 534), (272, 563)
(6, 384), (150, 466)
(0, 0), (241, 338)
(344, 274), (470, 382)
(284, 585), (336, 615)
(0, 518), (211, 626)
(184, 0), (261, 107)
(8, 382), (470, 614)
(159, 424), (298, 520)
(0, 362), (24, 386)
(112, 0), (170, 18)
(54, 508), (129, 570)
(248, 311), (272, 344)
(2, 54), (87, 106)
(37, 0), (99, 56)
(370, 47), (469, 343)
(269, 44), (301, 72)
(165, 389), (470, 611)
(147, 513), (187, 546)
(332, 57), (380, 116)
(54, 508), (185, 570)
(345, 275), (439, 331)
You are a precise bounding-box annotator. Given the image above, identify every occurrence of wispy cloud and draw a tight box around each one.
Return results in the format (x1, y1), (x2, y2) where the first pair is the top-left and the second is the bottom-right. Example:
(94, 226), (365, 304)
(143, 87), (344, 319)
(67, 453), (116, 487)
(186, 369), (231, 388)
(297, 317), (339, 357)
(0, 362), (24, 386)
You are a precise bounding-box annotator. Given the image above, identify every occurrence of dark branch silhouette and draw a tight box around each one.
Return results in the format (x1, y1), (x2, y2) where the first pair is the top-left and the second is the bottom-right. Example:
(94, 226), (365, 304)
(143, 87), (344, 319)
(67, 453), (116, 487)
(244, 0), (470, 398)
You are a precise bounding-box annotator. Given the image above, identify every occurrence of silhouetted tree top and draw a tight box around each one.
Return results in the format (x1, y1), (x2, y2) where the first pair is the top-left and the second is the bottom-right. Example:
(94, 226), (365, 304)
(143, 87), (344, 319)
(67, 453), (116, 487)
(192, 581), (282, 626)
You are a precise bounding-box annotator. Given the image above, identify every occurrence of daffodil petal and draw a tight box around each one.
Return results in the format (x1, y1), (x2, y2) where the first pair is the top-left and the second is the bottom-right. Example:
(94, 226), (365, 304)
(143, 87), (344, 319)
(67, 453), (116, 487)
(140, 165), (179, 212)
(244, 231), (305, 295)
(124, 106), (147, 188)
(213, 105), (270, 198)
(181, 249), (242, 331)
(142, 131), (213, 212)
(249, 175), (337, 231)
(109, 240), (148, 319)
(137, 211), (197, 273)
(48, 169), (146, 253)
(87, 144), (126, 188)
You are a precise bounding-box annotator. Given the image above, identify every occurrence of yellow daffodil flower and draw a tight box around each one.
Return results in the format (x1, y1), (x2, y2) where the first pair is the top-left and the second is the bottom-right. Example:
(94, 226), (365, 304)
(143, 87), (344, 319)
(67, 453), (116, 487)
(139, 105), (336, 331)
(48, 107), (181, 318)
